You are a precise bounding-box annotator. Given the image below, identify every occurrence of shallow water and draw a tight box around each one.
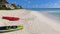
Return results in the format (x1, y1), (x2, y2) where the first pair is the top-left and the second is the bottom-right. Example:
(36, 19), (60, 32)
(25, 8), (60, 20)
(46, 11), (60, 20)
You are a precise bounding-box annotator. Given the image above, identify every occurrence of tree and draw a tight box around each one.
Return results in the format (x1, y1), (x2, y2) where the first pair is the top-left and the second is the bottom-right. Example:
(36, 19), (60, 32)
(0, 0), (8, 3)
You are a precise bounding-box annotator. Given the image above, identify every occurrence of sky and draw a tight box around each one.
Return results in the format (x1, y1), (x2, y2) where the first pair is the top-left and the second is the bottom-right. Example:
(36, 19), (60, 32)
(7, 0), (60, 8)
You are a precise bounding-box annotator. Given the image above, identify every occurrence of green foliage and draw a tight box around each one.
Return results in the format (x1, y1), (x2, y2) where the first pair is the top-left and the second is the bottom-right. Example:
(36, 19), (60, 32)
(0, 7), (23, 10)
(0, 7), (11, 10)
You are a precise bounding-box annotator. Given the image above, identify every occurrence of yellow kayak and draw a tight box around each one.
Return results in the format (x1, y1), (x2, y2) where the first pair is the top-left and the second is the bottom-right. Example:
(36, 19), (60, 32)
(0, 25), (23, 33)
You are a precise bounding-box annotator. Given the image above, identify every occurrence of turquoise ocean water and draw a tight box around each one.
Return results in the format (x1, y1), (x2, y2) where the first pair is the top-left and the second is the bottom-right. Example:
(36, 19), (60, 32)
(25, 8), (60, 20)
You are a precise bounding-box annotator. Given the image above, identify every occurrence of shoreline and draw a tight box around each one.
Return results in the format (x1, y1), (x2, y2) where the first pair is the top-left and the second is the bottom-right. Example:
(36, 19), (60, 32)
(27, 10), (60, 22)
(40, 11), (60, 22)
(30, 11), (60, 31)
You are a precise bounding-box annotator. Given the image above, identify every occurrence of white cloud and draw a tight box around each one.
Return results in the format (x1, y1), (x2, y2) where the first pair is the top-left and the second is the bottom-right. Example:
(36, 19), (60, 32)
(39, 1), (60, 8)
(23, 0), (60, 8)
(46, 1), (60, 8)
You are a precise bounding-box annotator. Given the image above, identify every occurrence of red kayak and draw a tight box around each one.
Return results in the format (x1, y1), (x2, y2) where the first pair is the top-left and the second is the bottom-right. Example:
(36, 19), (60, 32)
(2, 16), (20, 21)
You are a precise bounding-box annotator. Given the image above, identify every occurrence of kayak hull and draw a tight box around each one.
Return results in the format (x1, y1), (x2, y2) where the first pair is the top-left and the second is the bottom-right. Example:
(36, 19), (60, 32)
(0, 25), (23, 33)
(2, 16), (20, 21)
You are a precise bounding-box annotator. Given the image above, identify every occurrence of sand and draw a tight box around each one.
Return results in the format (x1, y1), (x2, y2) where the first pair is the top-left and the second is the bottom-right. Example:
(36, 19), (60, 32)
(0, 9), (60, 34)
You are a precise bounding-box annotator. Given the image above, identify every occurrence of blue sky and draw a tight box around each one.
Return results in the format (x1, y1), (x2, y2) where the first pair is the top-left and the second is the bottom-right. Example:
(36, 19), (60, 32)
(7, 0), (60, 8)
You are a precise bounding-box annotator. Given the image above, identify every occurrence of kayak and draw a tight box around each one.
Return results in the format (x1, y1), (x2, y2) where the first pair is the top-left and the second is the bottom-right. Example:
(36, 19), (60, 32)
(0, 25), (23, 33)
(2, 16), (20, 21)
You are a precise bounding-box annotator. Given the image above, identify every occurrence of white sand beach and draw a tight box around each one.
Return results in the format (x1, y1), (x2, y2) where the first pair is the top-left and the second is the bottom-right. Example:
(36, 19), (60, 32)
(0, 9), (60, 34)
